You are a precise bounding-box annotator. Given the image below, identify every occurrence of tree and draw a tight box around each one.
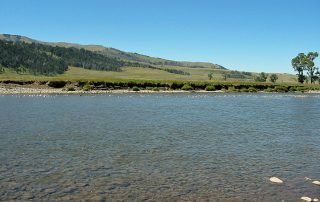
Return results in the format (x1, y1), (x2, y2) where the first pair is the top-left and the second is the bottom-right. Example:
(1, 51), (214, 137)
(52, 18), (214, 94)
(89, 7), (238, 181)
(292, 52), (319, 84)
(269, 74), (278, 83)
(254, 72), (268, 82)
(208, 72), (213, 80)
(315, 68), (320, 84)
(222, 72), (227, 81)
(292, 53), (306, 83)
(305, 52), (318, 84)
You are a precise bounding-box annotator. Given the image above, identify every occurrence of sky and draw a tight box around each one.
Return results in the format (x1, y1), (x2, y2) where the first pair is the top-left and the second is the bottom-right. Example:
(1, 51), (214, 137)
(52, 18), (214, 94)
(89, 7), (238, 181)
(0, 0), (319, 73)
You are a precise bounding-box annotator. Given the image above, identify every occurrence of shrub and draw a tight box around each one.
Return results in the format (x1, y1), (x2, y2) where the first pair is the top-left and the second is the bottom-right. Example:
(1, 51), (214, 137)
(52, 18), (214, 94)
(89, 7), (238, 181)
(205, 85), (216, 91)
(181, 84), (193, 91)
(288, 86), (297, 92)
(274, 86), (288, 92)
(227, 86), (237, 92)
(248, 87), (257, 92)
(170, 82), (184, 89)
(240, 88), (249, 92)
(47, 81), (67, 88)
(152, 87), (160, 91)
(132, 86), (140, 91)
(264, 87), (274, 92)
(83, 83), (93, 91)
(269, 74), (278, 83)
(296, 86), (308, 92)
(67, 86), (75, 91)
(0, 66), (4, 74)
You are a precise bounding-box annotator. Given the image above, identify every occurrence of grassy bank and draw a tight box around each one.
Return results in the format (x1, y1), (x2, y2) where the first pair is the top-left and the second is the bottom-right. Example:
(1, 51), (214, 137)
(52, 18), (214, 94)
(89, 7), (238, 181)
(1, 66), (319, 93)
(1, 78), (320, 93)
(0, 66), (297, 83)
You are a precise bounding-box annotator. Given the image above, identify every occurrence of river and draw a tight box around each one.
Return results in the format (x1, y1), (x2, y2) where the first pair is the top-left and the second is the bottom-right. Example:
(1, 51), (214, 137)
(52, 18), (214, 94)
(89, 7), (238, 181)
(0, 93), (319, 201)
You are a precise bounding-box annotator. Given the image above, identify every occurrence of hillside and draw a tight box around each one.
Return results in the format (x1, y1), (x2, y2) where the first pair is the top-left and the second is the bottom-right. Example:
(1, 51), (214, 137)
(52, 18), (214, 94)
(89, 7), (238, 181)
(0, 34), (297, 83)
(0, 40), (131, 74)
(0, 34), (226, 70)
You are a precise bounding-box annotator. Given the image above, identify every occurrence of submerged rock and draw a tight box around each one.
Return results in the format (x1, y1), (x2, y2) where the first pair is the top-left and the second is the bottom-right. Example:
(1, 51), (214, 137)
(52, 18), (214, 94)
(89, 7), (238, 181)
(312, 180), (320, 185)
(300, 197), (312, 202)
(269, 177), (283, 184)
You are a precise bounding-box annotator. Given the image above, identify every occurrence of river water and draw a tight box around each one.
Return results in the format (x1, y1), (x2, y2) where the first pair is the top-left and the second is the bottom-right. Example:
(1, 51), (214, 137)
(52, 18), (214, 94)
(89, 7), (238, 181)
(0, 93), (319, 201)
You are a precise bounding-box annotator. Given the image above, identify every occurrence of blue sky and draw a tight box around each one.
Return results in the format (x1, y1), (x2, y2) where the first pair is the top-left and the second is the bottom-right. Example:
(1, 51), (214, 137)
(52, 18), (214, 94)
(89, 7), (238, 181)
(1, 0), (319, 73)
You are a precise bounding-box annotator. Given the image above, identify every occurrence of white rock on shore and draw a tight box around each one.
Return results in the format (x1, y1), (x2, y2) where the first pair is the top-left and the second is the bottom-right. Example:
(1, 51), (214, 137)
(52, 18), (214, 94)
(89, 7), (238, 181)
(269, 177), (283, 184)
(300, 196), (312, 202)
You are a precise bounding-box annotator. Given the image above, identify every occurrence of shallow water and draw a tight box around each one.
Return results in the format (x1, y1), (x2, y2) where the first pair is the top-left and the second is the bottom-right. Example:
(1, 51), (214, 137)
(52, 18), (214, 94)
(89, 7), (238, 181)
(0, 93), (320, 201)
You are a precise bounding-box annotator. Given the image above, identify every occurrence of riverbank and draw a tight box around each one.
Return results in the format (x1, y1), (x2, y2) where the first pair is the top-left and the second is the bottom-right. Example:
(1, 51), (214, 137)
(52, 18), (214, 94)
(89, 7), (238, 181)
(1, 79), (320, 94)
(1, 84), (320, 95)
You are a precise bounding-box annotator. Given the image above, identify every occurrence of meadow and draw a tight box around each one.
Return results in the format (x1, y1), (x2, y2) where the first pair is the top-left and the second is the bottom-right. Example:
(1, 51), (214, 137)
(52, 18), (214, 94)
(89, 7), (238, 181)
(0, 66), (297, 83)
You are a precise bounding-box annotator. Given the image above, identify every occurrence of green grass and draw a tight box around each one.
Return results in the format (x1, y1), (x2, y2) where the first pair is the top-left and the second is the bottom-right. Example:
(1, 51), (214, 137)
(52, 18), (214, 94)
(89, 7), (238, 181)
(0, 66), (307, 86)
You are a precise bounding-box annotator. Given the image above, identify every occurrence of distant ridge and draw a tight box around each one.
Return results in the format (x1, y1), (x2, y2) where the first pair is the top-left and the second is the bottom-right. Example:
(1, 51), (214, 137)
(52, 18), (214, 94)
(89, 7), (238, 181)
(0, 34), (226, 70)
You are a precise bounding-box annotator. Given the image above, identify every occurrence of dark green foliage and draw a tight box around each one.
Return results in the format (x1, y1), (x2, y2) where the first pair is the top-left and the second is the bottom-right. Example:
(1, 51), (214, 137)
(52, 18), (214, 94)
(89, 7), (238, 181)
(291, 52), (318, 83)
(305, 52), (318, 84)
(269, 74), (278, 83)
(170, 82), (184, 89)
(163, 68), (190, 75)
(190, 82), (207, 90)
(205, 85), (215, 91)
(66, 86), (75, 91)
(52, 47), (125, 71)
(240, 88), (249, 92)
(132, 86), (140, 91)
(47, 81), (67, 88)
(296, 86), (308, 92)
(254, 72), (268, 82)
(0, 40), (68, 75)
(152, 87), (160, 91)
(0, 65), (4, 74)
(274, 86), (288, 92)
(82, 83), (93, 91)
(227, 86), (237, 92)
(248, 87), (257, 92)
(226, 71), (246, 79)
(264, 87), (274, 92)
(0, 40), (130, 75)
(288, 86), (297, 92)
(181, 84), (193, 91)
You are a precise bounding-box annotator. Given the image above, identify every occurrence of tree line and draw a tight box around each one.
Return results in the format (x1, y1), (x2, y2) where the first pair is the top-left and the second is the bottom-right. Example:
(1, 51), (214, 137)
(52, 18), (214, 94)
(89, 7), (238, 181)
(0, 40), (68, 75)
(0, 40), (193, 76)
(0, 40), (147, 75)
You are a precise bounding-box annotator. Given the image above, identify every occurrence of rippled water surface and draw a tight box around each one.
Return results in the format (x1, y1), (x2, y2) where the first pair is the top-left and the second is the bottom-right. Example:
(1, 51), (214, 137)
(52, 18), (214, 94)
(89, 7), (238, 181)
(1, 93), (320, 201)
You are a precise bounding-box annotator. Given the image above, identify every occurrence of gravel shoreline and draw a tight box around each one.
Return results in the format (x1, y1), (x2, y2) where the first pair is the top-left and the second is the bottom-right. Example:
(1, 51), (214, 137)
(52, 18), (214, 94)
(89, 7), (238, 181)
(1, 86), (320, 95)
(0, 86), (201, 94)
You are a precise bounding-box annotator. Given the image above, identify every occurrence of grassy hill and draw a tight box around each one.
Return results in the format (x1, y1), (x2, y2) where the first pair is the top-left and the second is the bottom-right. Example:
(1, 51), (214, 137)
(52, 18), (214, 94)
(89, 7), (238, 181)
(0, 34), (299, 84)
(0, 34), (226, 70)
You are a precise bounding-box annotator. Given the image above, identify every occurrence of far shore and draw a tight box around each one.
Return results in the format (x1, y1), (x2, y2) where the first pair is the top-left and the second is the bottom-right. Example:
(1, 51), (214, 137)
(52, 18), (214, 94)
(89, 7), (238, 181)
(1, 85), (320, 95)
